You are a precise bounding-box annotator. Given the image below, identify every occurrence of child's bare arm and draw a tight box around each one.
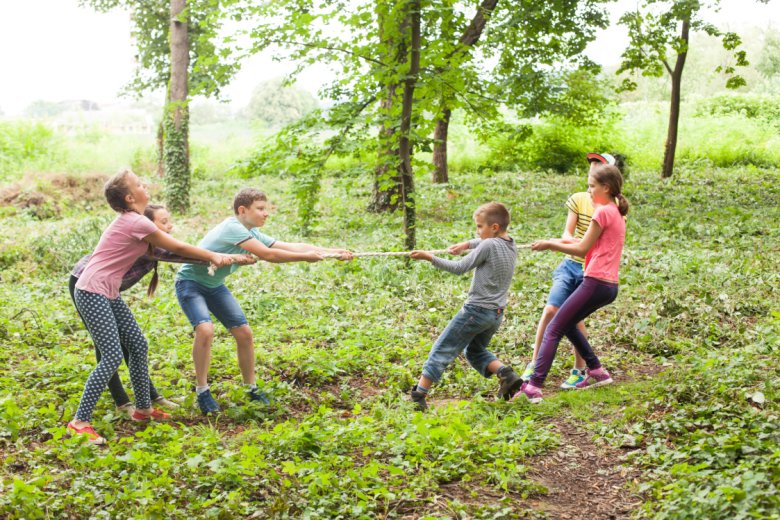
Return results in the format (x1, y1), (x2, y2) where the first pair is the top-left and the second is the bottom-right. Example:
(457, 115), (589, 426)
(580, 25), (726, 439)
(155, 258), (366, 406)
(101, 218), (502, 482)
(239, 238), (323, 263)
(144, 230), (233, 267)
(272, 240), (352, 260)
(533, 221), (602, 257)
(562, 210), (579, 240)
(447, 240), (472, 255)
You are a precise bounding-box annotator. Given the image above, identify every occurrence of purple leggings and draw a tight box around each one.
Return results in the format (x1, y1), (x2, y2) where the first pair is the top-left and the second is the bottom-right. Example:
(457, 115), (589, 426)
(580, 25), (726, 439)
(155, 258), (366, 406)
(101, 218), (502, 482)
(530, 277), (618, 387)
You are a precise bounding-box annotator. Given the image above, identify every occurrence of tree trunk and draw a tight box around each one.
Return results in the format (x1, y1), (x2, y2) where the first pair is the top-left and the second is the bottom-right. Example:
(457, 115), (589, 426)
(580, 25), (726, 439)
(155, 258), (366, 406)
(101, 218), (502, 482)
(369, 4), (403, 213)
(431, 0), (499, 183)
(163, 0), (191, 213)
(662, 19), (689, 179)
(399, 0), (421, 250)
(432, 108), (451, 183)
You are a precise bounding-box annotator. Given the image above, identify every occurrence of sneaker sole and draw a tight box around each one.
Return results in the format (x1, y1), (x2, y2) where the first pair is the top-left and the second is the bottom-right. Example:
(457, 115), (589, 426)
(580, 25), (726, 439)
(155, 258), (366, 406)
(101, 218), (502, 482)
(577, 377), (614, 390)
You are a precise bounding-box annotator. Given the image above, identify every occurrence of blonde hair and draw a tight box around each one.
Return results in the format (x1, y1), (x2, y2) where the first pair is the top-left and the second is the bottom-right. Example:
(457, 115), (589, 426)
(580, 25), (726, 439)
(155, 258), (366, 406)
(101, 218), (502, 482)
(474, 202), (511, 231)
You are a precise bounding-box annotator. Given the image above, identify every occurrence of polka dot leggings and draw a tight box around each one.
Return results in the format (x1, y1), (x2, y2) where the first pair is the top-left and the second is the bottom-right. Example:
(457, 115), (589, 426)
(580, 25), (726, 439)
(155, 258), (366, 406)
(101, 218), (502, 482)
(74, 288), (151, 421)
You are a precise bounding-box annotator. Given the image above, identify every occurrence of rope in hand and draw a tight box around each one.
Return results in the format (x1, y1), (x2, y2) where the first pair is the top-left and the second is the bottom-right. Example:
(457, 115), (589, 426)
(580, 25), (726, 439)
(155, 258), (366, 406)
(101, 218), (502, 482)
(321, 243), (532, 258)
(208, 243), (533, 273)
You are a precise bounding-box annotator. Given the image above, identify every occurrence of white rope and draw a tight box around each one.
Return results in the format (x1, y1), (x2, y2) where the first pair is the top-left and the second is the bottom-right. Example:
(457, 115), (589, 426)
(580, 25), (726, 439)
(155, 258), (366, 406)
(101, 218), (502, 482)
(321, 243), (532, 258)
(208, 243), (533, 272)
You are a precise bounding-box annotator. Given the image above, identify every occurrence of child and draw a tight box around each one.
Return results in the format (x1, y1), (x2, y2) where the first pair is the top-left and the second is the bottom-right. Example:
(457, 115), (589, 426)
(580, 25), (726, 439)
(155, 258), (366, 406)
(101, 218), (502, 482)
(67, 169), (235, 444)
(175, 187), (352, 414)
(521, 152), (625, 389)
(68, 204), (254, 418)
(408, 202), (524, 411)
(514, 164), (629, 403)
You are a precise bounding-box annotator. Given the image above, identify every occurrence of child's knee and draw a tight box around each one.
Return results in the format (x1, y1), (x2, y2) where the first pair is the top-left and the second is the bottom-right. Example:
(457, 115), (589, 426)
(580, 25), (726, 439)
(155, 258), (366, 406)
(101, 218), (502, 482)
(542, 305), (559, 321)
(195, 322), (215, 342)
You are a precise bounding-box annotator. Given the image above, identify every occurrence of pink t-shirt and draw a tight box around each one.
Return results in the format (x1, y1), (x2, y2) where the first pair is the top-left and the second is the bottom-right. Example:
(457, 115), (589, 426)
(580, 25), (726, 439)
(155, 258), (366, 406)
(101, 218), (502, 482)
(75, 211), (158, 299)
(584, 204), (625, 283)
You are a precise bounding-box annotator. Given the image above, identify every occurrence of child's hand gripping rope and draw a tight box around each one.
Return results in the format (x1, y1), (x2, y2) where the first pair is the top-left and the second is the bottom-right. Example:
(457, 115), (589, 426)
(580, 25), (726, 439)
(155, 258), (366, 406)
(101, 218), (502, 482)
(207, 253), (255, 275)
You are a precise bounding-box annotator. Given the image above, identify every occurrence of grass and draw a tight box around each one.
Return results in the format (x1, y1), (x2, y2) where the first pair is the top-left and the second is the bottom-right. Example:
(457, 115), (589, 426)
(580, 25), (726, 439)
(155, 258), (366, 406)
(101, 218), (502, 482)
(0, 110), (778, 517)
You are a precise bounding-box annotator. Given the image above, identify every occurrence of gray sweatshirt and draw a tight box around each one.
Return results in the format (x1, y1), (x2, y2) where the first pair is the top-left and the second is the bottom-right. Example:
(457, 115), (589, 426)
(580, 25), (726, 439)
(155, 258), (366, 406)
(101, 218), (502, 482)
(431, 237), (516, 309)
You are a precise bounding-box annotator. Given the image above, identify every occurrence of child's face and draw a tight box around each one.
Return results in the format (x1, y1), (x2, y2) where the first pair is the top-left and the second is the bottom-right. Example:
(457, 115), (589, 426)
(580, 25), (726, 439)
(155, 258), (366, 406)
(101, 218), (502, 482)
(152, 209), (173, 233)
(241, 199), (269, 227)
(587, 174), (611, 205)
(125, 172), (150, 208)
(474, 213), (499, 239)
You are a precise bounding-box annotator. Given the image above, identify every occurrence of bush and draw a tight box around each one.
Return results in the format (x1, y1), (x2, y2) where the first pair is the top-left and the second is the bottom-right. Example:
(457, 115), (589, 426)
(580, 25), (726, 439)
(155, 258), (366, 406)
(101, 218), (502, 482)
(0, 122), (60, 179)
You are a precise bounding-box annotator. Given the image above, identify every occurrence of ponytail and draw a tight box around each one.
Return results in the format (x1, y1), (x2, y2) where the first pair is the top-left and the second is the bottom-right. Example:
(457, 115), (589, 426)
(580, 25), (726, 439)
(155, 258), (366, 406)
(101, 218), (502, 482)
(616, 193), (630, 216)
(147, 261), (160, 298)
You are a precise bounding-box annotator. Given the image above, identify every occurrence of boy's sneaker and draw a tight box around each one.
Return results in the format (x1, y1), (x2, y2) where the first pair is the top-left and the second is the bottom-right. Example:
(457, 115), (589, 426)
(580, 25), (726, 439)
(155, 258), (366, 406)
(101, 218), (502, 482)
(197, 389), (220, 415)
(520, 361), (534, 381)
(131, 408), (171, 422)
(67, 420), (107, 445)
(496, 366), (524, 400)
(410, 385), (428, 411)
(153, 396), (179, 409)
(560, 368), (587, 390)
(512, 382), (543, 404)
(116, 402), (135, 419)
(575, 367), (613, 390)
(247, 387), (271, 405)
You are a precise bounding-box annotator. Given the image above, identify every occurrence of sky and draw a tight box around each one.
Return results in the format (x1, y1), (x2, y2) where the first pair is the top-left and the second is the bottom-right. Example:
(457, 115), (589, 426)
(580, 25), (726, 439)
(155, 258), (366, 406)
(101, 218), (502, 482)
(0, 0), (777, 116)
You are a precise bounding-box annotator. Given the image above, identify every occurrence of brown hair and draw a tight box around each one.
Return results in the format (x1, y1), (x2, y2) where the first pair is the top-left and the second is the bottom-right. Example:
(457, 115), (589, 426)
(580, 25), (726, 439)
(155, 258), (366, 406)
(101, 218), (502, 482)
(590, 164), (630, 216)
(474, 202), (511, 231)
(104, 169), (134, 212)
(142, 203), (167, 298)
(233, 188), (267, 214)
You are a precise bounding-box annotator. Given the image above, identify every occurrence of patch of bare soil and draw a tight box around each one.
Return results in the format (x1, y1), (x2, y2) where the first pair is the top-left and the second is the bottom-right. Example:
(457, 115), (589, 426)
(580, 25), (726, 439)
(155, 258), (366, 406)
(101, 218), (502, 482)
(525, 418), (644, 519)
(0, 172), (108, 217)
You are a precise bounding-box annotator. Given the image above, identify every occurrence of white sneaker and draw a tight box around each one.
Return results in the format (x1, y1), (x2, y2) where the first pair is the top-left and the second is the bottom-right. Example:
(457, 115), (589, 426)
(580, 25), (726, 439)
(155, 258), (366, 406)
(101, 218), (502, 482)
(153, 397), (180, 409)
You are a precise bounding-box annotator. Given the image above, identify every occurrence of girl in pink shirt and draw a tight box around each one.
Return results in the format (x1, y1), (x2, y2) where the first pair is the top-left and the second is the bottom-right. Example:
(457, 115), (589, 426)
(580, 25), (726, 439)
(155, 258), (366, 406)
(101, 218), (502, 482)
(67, 169), (235, 444)
(514, 164), (629, 403)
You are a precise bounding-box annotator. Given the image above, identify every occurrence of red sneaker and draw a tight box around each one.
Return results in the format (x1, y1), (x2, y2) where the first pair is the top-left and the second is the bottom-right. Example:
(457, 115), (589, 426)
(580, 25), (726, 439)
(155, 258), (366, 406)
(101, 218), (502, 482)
(67, 420), (107, 445)
(131, 408), (171, 422)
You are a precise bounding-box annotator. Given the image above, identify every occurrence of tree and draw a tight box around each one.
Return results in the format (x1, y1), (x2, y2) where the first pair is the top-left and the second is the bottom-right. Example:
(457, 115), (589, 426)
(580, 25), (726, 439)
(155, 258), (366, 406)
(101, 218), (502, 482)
(79, 0), (249, 211)
(617, 0), (749, 178)
(426, 0), (610, 183)
(247, 78), (319, 128)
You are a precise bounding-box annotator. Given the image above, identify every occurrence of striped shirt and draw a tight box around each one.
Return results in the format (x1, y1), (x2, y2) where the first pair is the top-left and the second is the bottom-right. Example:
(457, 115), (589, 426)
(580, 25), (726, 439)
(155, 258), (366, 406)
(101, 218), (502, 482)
(565, 192), (594, 264)
(431, 237), (517, 310)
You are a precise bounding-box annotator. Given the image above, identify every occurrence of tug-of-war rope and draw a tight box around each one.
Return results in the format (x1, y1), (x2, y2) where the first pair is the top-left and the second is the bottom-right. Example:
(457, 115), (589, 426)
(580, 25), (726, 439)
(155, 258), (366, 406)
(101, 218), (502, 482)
(209, 244), (533, 275)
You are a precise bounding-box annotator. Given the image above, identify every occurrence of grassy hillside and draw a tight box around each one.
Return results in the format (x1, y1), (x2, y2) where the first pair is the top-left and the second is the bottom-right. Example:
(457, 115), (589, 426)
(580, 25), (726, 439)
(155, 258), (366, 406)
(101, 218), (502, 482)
(0, 159), (778, 517)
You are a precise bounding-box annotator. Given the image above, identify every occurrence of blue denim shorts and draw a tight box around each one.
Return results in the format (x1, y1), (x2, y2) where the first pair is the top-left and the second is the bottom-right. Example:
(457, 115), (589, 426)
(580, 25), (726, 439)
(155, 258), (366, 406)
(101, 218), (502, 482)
(546, 258), (584, 308)
(175, 279), (248, 330)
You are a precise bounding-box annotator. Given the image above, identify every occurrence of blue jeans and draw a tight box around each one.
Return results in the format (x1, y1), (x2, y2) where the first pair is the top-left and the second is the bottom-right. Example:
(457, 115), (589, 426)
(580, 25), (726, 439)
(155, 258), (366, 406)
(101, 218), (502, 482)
(422, 304), (504, 383)
(175, 279), (248, 330)
(546, 258), (584, 308)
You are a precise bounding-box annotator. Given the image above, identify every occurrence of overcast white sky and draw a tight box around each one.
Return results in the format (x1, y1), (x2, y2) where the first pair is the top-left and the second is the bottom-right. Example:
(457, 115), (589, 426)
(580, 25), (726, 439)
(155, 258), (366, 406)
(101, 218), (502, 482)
(0, 0), (777, 116)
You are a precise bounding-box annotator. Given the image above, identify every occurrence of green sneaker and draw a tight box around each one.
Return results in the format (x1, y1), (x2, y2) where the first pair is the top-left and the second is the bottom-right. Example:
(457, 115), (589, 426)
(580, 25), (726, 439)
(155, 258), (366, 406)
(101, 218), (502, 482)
(560, 368), (586, 389)
(520, 362), (534, 381)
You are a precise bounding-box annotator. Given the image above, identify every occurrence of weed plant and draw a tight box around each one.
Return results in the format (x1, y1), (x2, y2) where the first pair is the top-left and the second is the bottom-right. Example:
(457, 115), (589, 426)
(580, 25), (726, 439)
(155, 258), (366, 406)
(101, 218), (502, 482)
(1, 159), (778, 517)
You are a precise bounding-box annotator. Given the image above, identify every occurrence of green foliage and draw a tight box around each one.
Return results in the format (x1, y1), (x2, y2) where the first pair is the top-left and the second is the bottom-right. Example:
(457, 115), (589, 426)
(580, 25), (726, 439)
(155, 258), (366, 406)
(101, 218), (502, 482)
(0, 122), (59, 180)
(163, 103), (191, 213)
(1, 116), (779, 518)
(247, 77), (319, 128)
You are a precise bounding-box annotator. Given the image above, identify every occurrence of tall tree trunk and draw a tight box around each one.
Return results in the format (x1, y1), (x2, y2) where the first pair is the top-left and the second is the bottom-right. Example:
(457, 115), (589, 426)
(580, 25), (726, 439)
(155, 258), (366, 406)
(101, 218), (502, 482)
(432, 107), (451, 183)
(399, 0), (421, 250)
(662, 19), (689, 179)
(431, 0), (499, 183)
(164, 0), (191, 213)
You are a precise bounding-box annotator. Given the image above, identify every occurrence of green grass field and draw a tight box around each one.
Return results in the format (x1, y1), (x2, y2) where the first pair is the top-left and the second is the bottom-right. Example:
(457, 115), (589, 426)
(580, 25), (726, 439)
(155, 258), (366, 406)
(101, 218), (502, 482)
(0, 108), (779, 518)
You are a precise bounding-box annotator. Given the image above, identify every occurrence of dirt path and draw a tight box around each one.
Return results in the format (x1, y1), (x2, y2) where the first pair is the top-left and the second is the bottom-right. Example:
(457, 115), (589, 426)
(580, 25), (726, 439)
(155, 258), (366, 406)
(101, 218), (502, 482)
(525, 417), (644, 519)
